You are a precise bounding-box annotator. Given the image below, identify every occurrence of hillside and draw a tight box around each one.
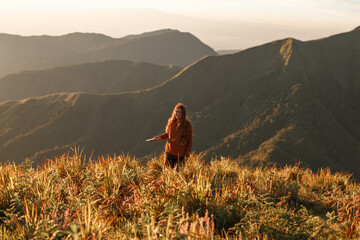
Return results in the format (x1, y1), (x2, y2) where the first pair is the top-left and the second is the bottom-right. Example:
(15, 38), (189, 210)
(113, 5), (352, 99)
(0, 32), (113, 78)
(0, 152), (358, 239)
(0, 29), (216, 78)
(0, 28), (359, 179)
(0, 60), (181, 102)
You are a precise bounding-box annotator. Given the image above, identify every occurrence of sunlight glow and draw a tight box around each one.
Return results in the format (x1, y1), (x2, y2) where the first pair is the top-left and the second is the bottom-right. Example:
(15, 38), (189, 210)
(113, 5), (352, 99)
(0, 0), (359, 49)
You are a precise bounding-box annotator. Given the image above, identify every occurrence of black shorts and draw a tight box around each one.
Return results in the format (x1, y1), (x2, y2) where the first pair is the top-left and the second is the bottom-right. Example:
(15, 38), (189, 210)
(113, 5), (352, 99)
(165, 153), (185, 168)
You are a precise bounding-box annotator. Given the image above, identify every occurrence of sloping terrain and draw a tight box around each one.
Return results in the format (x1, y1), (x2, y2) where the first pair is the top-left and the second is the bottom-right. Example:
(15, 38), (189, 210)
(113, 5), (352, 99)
(0, 28), (358, 178)
(0, 29), (216, 77)
(0, 60), (181, 102)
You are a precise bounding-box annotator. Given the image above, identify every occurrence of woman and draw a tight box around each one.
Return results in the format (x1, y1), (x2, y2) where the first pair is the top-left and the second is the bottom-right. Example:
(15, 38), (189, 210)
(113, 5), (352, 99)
(154, 103), (193, 168)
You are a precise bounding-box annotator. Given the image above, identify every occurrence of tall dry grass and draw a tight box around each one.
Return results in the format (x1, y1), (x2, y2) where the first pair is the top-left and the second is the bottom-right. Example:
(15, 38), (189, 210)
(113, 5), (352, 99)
(0, 149), (359, 239)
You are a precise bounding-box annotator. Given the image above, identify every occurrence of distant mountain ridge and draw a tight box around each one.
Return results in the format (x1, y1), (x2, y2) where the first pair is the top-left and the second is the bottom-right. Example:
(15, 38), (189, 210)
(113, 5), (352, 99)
(0, 60), (181, 102)
(217, 49), (242, 55)
(0, 29), (216, 77)
(0, 28), (359, 179)
(122, 29), (179, 40)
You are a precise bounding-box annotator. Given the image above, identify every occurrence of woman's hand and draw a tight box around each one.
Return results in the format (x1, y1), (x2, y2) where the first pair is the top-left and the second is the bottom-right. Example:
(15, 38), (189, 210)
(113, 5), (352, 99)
(154, 136), (161, 141)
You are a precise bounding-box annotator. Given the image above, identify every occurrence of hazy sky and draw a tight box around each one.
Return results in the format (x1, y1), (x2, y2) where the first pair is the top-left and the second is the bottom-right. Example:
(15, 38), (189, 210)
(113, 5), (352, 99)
(0, 0), (359, 50)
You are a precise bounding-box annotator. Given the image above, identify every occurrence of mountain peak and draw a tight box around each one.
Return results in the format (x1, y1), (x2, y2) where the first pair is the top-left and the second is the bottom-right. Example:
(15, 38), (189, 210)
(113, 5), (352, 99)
(280, 38), (293, 66)
(60, 32), (113, 41)
(353, 26), (360, 31)
(62, 32), (110, 37)
(123, 29), (180, 40)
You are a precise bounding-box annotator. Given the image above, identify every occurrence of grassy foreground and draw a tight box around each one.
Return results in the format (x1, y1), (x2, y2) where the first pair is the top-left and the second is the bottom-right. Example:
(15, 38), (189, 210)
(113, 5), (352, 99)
(0, 150), (359, 239)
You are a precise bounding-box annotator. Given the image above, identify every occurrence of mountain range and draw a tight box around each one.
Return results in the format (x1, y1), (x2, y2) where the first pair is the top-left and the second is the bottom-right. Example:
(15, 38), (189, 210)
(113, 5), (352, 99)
(0, 29), (216, 78)
(0, 60), (181, 102)
(0, 27), (359, 179)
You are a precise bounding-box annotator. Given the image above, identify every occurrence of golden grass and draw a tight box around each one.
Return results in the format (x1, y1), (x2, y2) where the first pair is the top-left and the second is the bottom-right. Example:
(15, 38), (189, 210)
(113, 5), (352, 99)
(0, 150), (359, 239)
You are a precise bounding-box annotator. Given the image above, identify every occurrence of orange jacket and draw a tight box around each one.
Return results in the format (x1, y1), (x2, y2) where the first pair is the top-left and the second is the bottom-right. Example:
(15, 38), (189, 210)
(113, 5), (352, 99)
(160, 120), (193, 157)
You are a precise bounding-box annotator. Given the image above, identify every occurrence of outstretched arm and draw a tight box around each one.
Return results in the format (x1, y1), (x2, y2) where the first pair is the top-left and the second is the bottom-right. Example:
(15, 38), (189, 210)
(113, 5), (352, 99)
(154, 133), (169, 141)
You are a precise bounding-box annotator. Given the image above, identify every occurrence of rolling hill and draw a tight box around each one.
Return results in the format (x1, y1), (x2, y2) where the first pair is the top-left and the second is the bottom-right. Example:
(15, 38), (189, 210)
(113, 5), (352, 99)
(0, 29), (216, 78)
(0, 27), (359, 178)
(0, 60), (181, 102)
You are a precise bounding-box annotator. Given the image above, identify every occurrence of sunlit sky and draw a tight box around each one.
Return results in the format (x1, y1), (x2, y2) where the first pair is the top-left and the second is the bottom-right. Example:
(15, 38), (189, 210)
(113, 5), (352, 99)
(0, 0), (359, 50)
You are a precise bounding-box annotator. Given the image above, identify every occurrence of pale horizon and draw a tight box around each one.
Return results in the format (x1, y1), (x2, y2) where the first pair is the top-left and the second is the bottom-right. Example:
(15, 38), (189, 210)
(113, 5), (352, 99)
(0, 0), (359, 50)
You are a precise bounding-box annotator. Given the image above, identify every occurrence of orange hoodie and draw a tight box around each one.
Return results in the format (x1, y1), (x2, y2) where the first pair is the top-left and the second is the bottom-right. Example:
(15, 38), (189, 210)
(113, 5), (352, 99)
(160, 120), (193, 157)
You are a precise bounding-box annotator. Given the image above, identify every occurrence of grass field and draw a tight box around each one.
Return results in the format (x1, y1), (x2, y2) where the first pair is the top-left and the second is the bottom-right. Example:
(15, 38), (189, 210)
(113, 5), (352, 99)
(0, 149), (359, 239)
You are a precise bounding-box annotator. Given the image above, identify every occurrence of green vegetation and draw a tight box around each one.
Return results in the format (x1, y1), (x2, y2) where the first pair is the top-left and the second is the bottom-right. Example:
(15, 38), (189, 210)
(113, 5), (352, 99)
(1, 150), (359, 239)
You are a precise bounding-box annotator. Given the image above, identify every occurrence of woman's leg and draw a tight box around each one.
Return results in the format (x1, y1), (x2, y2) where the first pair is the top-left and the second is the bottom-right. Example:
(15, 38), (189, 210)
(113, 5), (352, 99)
(165, 153), (176, 168)
(165, 153), (184, 168)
